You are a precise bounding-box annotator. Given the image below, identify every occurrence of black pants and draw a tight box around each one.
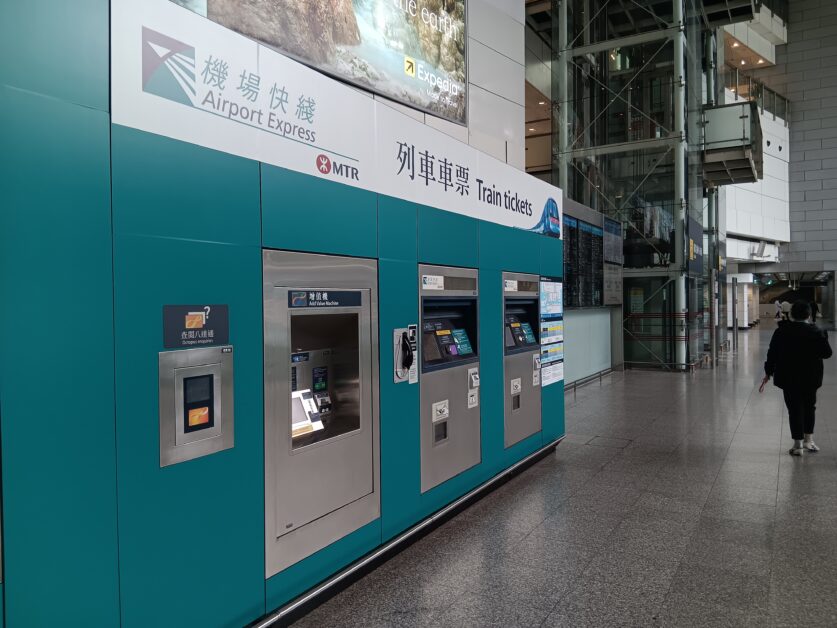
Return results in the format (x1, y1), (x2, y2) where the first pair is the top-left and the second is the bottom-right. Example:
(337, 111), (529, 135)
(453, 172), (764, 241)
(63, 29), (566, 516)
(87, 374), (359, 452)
(783, 388), (818, 440)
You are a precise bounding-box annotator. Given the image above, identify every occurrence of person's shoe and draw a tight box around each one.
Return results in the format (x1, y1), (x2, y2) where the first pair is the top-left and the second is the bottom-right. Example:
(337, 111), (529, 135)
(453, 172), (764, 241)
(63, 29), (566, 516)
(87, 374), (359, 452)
(803, 436), (820, 452)
(790, 440), (805, 456)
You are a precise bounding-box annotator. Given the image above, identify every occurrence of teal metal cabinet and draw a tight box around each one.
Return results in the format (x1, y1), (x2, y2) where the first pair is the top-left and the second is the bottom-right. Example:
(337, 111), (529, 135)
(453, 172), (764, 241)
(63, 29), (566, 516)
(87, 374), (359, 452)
(111, 128), (265, 628)
(262, 166), (377, 259)
(0, 86), (119, 628)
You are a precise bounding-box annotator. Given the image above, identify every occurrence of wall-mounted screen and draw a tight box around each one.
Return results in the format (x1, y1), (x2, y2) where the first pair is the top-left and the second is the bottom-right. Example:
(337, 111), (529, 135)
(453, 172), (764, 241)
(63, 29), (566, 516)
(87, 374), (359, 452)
(565, 219), (603, 308)
(172, 0), (467, 124)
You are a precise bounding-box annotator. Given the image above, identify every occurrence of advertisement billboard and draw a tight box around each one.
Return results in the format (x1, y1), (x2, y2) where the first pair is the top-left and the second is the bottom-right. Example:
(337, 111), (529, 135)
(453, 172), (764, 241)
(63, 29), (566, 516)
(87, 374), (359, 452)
(172, 0), (467, 125)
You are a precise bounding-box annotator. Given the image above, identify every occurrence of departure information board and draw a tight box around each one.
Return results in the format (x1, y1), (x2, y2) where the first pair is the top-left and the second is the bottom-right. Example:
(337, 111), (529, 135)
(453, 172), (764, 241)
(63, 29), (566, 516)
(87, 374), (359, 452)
(563, 216), (579, 307)
(578, 221), (603, 307)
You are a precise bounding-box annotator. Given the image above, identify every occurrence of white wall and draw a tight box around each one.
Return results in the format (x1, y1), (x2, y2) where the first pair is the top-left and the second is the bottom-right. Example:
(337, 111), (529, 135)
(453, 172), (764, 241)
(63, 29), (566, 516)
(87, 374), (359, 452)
(377, 0), (526, 170)
(721, 97), (791, 246)
(749, 0), (837, 270)
(563, 309), (612, 384)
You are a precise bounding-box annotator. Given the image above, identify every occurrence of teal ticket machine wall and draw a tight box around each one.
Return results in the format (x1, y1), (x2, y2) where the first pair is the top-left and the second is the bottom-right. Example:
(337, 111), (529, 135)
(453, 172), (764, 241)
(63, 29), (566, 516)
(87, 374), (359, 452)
(0, 5), (566, 626)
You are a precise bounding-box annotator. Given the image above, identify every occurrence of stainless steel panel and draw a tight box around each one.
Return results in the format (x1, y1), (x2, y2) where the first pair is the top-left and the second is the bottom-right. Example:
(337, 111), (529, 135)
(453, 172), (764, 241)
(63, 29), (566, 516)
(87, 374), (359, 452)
(504, 350), (541, 447)
(418, 264), (481, 493)
(158, 346), (234, 467)
(420, 366), (481, 492)
(419, 264), (479, 297)
(503, 271), (540, 298)
(264, 250), (380, 577)
(503, 272), (541, 448)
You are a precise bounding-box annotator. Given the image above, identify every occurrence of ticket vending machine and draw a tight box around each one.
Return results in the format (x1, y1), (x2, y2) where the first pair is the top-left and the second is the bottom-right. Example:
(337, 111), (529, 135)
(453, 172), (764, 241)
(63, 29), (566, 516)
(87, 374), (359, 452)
(263, 250), (380, 576)
(503, 272), (542, 447)
(418, 265), (480, 492)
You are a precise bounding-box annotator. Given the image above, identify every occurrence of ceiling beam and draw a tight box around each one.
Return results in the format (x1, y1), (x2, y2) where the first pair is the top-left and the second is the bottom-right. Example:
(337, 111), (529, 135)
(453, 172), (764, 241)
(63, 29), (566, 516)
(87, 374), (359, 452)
(568, 26), (679, 57)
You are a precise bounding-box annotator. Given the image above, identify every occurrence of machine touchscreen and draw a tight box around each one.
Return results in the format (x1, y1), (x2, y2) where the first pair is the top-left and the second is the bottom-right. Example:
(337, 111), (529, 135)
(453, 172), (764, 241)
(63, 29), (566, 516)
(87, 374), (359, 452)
(505, 313), (538, 350)
(421, 320), (475, 368)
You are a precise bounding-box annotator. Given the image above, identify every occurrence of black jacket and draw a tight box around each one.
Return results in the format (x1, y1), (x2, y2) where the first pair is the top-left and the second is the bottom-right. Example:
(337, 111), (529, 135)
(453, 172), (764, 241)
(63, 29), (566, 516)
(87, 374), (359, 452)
(765, 321), (832, 390)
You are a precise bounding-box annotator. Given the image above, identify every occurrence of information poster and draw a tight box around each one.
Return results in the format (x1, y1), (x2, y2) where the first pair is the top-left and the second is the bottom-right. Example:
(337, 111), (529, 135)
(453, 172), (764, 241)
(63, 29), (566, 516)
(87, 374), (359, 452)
(603, 218), (623, 306)
(603, 218), (624, 265)
(539, 278), (564, 387)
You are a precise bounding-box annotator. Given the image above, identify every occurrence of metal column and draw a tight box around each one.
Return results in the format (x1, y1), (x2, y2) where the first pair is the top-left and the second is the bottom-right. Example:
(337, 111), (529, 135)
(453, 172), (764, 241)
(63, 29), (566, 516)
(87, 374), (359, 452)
(673, 0), (688, 369)
(557, 0), (569, 192)
(706, 29), (719, 368)
(731, 277), (739, 352)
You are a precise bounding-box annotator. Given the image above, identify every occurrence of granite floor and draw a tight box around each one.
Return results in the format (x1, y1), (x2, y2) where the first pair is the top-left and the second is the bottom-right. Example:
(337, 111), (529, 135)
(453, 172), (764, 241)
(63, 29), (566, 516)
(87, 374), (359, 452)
(291, 327), (837, 627)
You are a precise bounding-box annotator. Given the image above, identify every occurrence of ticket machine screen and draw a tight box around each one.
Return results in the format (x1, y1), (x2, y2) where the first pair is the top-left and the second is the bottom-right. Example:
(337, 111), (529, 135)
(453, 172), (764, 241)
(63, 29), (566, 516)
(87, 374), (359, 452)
(504, 298), (539, 355)
(505, 315), (537, 349)
(421, 298), (478, 372)
(183, 374), (215, 433)
(422, 320), (474, 365)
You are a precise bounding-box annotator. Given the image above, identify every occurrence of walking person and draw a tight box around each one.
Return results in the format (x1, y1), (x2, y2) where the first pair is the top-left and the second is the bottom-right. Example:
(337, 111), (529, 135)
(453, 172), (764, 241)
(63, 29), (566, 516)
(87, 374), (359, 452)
(761, 301), (833, 455)
(811, 300), (820, 323)
(775, 299), (782, 320)
(781, 300), (792, 321)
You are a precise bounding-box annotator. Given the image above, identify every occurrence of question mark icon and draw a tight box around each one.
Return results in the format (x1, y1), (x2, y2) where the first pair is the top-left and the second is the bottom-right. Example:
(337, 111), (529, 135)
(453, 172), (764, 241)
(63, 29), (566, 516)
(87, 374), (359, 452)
(204, 306), (211, 322)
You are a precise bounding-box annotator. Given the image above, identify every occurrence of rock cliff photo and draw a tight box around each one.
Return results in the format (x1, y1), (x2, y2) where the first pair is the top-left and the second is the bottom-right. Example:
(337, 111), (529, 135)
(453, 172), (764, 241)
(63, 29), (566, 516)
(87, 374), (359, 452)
(174, 0), (467, 124)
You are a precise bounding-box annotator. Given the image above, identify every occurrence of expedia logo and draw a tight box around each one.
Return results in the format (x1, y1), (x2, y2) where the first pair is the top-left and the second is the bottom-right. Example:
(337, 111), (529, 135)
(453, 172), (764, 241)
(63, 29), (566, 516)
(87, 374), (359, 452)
(315, 154), (359, 181)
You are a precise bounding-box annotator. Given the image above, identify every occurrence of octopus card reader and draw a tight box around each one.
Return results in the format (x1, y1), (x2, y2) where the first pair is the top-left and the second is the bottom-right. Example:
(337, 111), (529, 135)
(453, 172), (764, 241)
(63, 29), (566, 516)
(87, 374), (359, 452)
(159, 345), (234, 467)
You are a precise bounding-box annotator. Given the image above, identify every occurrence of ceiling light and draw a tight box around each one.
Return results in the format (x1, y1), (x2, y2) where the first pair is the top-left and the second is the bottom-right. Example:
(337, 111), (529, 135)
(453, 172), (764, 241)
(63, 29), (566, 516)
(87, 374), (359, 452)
(758, 59), (764, 64)
(538, 101), (546, 105)
(740, 59), (746, 65)
(529, 127), (535, 131)
(732, 42), (739, 48)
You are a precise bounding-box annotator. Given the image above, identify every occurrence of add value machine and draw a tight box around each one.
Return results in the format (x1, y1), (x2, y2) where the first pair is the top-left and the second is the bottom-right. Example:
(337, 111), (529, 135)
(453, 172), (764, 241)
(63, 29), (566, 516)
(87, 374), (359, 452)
(502, 273), (542, 447)
(418, 264), (481, 492)
(262, 250), (380, 576)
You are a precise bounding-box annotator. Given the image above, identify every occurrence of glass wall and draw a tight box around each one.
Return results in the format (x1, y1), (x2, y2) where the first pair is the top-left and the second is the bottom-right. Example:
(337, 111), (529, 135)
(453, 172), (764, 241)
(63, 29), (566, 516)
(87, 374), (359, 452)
(553, 0), (716, 368)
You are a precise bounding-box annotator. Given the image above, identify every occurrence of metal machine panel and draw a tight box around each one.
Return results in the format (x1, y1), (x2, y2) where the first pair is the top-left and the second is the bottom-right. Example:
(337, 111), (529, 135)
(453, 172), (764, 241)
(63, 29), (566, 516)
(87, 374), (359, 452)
(503, 351), (541, 447)
(503, 272), (541, 447)
(158, 346), (234, 467)
(419, 367), (481, 491)
(264, 250), (380, 577)
(418, 264), (480, 492)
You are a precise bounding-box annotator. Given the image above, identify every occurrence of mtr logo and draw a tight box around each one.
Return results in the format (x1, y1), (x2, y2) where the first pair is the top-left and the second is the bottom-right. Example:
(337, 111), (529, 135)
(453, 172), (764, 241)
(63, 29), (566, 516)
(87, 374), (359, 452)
(316, 154), (359, 181)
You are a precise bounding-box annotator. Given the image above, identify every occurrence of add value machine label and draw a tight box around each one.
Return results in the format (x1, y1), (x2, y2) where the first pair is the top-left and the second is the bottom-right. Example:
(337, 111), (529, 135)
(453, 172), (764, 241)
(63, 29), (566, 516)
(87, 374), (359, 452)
(288, 290), (362, 308)
(163, 304), (229, 348)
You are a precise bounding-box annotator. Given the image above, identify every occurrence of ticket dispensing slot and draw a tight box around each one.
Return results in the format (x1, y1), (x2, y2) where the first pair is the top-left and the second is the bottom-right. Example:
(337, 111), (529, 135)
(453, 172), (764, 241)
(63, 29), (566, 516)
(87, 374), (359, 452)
(419, 264), (481, 493)
(503, 272), (542, 447)
(159, 345), (234, 467)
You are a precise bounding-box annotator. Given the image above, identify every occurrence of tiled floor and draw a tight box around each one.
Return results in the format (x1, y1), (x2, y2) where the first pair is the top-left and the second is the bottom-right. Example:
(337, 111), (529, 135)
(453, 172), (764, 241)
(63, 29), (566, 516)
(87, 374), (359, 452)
(292, 327), (837, 627)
